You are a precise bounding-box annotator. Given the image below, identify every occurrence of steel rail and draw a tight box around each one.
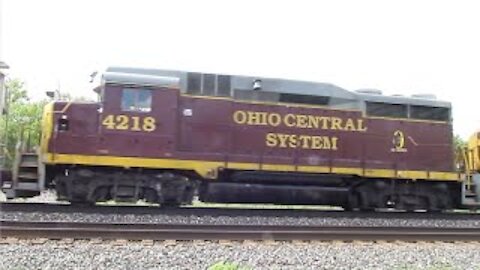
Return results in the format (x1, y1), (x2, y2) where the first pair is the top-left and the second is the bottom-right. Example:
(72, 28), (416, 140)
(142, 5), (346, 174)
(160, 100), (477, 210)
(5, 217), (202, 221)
(2, 220), (480, 241)
(1, 202), (479, 220)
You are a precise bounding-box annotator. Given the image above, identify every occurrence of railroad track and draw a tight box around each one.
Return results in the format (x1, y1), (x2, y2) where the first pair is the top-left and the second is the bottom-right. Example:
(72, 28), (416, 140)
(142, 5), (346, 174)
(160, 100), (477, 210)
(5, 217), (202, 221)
(2, 220), (480, 241)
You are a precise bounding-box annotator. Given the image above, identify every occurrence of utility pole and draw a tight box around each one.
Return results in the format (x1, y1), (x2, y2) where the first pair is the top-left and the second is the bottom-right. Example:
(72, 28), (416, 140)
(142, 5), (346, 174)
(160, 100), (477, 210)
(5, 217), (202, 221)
(0, 0), (8, 115)
(0, 64), (7, 115)
(0, 0), (9, 178)
(0, 64), (7, 180)
(0, 0), (5, 64)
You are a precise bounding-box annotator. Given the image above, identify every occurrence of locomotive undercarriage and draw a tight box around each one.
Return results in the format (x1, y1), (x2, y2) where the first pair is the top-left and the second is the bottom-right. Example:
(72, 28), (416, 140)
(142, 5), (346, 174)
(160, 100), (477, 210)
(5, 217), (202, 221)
(202, 170), (461, 211)
(53, 167), (197, 206)
(346, 178), (459, 211)
(50, 166), (461, 211)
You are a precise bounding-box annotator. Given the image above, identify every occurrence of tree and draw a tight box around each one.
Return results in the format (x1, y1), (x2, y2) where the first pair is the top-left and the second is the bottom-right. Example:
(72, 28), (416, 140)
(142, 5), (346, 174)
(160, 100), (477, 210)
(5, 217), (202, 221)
(5, 79), (28, 104)
(453, 134), (467, 171)
(0, 78), (46, 169)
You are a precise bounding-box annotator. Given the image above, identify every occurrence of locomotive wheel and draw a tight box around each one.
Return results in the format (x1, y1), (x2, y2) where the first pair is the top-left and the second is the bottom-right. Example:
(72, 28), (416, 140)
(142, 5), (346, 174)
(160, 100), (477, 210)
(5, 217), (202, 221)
(91, 186), (111, 202)
(54, 168), (198, 206)
(347, 180), (458, 212)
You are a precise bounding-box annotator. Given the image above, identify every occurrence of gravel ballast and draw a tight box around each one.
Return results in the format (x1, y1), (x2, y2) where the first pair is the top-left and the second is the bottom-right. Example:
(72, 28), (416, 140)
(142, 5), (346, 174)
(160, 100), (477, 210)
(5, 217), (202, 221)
(1, 240), (480, 269)
(3, 210), (480, 229)
(2, 191), (480, 228)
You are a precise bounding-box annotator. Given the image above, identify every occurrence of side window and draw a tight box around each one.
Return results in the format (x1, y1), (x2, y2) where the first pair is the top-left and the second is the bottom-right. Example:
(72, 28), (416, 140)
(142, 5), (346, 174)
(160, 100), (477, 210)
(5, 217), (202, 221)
(279, 93), (330, 106)
(366, 102), (408, 118)
(121, 88), (152, 112)
(410, 105), (450, 121)
(187, 72), (201, 95)
(202, 74), (216, 95)
(217, 75), (231, 97)
(186, 73), (232, 97)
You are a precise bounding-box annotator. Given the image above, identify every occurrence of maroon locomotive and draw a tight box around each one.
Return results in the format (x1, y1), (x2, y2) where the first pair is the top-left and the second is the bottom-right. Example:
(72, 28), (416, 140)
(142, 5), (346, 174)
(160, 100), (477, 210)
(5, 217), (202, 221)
(3, 67), (463, 210)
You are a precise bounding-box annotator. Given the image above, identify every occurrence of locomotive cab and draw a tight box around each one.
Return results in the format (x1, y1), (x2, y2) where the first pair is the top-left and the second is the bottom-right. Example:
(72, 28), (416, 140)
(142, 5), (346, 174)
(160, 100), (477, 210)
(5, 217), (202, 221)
(93, 72), (181, 159)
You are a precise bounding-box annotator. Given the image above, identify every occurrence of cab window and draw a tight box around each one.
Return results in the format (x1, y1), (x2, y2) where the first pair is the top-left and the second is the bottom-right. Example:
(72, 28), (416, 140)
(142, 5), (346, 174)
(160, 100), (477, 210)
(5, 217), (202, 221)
(121, 88), (152, 112)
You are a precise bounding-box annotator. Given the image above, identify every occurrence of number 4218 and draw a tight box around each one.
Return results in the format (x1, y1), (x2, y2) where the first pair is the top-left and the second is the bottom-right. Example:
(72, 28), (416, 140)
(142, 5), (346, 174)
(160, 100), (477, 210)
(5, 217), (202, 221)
(101, 114), (156, 132)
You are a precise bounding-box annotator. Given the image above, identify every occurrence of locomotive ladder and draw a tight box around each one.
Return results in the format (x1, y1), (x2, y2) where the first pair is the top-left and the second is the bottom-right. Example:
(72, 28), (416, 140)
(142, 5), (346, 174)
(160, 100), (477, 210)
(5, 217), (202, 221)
(462, 176), (480, 206)
(462, 145), (480, 207)
(2, 143), (44, 199)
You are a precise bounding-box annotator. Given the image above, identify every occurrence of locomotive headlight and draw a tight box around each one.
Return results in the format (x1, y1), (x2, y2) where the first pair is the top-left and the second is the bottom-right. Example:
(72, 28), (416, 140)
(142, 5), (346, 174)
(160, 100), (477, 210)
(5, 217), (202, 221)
(58, 115), (69, 131)
(183, 108), (192, 116)
(253, 79), (262, 91)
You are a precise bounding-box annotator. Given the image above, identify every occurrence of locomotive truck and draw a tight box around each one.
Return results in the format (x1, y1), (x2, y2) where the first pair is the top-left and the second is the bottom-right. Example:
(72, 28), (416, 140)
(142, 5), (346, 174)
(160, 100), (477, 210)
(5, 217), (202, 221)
(2, 66), (480, 211)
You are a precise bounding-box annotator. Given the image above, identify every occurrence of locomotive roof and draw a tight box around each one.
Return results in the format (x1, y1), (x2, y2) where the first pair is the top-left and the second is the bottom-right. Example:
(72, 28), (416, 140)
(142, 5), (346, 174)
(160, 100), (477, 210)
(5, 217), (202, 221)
(103, 66), (451, 109)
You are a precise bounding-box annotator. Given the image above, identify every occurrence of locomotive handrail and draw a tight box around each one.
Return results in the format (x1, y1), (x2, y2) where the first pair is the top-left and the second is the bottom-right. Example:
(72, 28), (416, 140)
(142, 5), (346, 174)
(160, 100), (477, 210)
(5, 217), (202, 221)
(18, 126), (39, 153)
(52, 101), (73, 114)
(462, 147), (473, 189)
(11, 141), (22, 186)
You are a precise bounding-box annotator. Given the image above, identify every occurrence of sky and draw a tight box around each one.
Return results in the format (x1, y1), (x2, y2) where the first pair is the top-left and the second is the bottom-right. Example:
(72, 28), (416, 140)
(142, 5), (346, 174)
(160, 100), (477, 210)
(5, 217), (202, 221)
(1, 0), (479, 138)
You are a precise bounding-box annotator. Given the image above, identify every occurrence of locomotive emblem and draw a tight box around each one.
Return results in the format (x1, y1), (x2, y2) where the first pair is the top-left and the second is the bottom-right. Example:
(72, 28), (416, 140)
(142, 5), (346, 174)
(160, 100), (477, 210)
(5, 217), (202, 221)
(391, 130), (407, 152)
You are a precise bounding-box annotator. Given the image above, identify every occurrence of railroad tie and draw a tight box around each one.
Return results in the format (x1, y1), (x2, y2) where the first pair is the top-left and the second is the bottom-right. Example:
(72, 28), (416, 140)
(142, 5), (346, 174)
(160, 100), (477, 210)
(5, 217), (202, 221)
(58, 238), (75, 245)
(242, 240), (258, 246)
(263, 239), (279, 246)
(163, 239), (177, 246)
(219, 240), (234, 246)
(31, 238), (48, 245)
(0, 237), (19, 244)
(90, 238), (103, 245)
(193, 240), (205, 245)
(292, 240), (309, 245)
(141, 239), (155, 246)
(113, 239), (128, 246)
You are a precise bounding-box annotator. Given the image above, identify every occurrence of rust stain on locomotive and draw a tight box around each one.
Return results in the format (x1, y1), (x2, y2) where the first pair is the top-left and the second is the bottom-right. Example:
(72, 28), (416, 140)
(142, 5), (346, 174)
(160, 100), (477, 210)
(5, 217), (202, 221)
(43, 85), (457, 180)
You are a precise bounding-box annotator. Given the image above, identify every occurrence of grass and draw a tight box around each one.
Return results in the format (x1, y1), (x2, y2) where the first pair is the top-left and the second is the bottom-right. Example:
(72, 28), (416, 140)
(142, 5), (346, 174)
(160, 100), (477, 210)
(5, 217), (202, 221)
(208, 261), (251, 270)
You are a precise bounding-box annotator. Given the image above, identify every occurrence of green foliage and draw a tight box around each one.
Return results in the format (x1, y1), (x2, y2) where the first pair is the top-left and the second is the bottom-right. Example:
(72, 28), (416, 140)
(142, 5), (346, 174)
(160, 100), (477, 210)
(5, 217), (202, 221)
(0, 78), (47, 168)
(453, 134), (467, 170)
(208, 261), (251, 270)
(5, 79), (28, 104)
(454, 134), (467, 151)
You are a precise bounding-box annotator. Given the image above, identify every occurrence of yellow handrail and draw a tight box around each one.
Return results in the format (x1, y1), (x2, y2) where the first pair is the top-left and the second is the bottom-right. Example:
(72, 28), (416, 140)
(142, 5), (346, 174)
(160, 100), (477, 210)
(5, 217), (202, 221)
(463, 147), (472, 189)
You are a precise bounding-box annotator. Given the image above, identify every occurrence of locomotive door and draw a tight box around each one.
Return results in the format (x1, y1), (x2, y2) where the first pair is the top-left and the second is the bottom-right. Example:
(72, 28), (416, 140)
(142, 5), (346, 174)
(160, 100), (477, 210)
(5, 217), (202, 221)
(98, 85), (178, 159)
